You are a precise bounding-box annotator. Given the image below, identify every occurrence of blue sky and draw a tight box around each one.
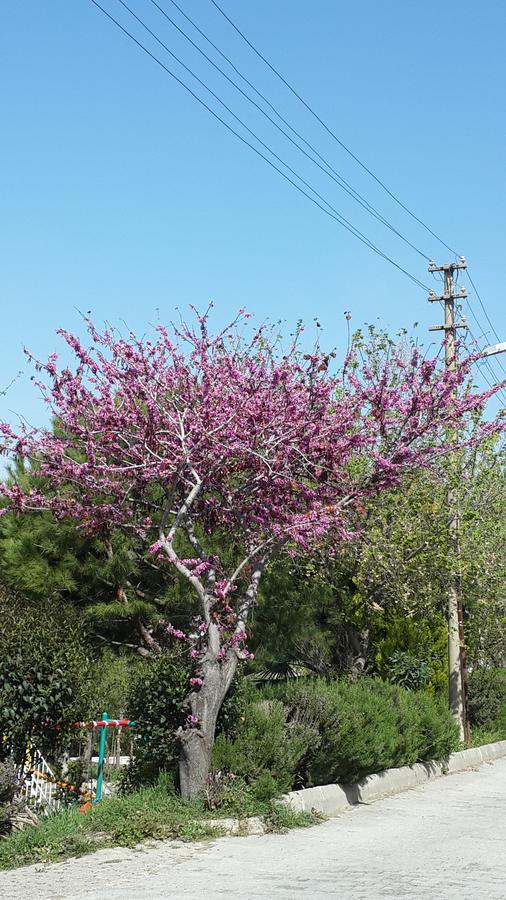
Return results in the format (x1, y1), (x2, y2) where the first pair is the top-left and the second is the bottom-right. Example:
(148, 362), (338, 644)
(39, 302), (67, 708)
(1, 0), (505, 427)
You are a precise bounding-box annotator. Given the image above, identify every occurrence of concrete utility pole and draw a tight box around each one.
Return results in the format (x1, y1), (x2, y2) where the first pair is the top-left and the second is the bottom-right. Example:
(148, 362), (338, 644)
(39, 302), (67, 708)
(428, 259), (469, 742)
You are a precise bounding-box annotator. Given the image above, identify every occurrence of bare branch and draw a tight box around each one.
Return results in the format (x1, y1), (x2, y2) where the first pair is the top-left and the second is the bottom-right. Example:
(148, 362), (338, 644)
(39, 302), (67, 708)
(183, 518), (208, 562)
(227, 538), (278, 593)
(160, 530), (206, 602)
(92, 632), (151, 657)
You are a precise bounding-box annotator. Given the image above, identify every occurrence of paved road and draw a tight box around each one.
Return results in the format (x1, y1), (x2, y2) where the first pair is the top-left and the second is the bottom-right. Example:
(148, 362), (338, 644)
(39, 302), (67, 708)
(2, 757), (505, 900)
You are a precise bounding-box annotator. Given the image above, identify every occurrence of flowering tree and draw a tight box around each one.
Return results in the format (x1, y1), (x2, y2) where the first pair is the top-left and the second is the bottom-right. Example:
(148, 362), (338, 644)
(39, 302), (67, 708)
(0, 311), (497, 796)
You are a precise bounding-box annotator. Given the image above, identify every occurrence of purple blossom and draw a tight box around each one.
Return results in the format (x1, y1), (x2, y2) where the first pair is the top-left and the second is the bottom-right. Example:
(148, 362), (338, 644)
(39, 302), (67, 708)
(148, 540), (163, 555)
(165, 623), (187, 641)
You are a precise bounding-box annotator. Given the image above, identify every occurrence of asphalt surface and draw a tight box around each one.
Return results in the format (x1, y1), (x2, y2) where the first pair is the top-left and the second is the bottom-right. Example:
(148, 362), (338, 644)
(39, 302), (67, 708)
(1, 756), (505, 899)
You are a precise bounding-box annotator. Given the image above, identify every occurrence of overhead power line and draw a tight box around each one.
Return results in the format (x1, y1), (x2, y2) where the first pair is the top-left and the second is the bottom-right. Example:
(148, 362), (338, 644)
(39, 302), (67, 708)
(465, 326), (506, 406)
(208, 0), (460, 258)
(463, 295), (506, 378)
(147, 0), (430, 262)
(88, 0), (430, 291)
(466, 269), (505, 370)
(200, 0), (503, 352)
(449, 266), (505, 377)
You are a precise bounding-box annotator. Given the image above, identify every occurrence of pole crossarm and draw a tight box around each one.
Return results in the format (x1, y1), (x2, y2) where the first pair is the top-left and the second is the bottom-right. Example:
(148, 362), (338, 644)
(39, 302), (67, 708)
(428, 260), (468, 273)
(428, 290), (468, 303)
(429, 324), (468, 332)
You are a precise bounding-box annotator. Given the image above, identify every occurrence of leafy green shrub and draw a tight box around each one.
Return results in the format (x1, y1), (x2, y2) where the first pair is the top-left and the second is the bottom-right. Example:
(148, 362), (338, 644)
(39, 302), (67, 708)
(471, 722), (506, 747)
(123, 650), (189, 789)
(0, 759), (18, 836)
(279, 677), (459, 786)
(467, 668), (506, 727)
(0, 589), (95, 764)
(282, 679), (393, 784)
(385, 650), (431, 690)
(0, 656), (74, 763)
(409, 690), (460, 760)
(375, 617), (447, 694)
(212, 698), (316, 795)
(209, 678), (458, 794)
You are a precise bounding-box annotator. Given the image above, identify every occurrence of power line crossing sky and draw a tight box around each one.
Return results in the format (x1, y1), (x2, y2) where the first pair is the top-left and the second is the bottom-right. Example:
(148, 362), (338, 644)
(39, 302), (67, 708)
(1, 0), (505, 424)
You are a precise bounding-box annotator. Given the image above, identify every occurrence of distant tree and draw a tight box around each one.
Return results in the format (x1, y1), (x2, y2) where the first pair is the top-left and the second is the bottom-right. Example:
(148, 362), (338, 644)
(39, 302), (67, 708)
(0, 458), (191, 656)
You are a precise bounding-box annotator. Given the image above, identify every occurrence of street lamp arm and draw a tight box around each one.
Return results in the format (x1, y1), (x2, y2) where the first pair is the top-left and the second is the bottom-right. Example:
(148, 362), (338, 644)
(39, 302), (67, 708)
(482, 342), (506, 358)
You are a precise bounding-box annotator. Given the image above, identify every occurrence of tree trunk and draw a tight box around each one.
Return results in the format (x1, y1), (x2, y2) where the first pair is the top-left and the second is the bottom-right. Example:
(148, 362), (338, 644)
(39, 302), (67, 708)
(178, 650), (237, 799)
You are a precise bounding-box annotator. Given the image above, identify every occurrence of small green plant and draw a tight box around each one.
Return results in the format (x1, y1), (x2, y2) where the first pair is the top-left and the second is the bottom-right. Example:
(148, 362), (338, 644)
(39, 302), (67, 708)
(212, 698), (315, 795)
(0, 759), (18, 836)
(385, 650), (431, 691)
(375, 617), (447, 694)
(467, 669), (506, 727)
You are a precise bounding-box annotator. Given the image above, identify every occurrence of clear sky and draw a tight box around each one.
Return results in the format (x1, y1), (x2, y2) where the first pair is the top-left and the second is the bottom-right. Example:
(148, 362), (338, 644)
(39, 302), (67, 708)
(1, 0), (505, 428)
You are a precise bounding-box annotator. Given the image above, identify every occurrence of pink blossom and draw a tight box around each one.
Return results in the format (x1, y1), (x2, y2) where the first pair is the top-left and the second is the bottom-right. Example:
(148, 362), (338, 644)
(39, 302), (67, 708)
(148, 540), (163, 555)
(165, 623), (187, 641)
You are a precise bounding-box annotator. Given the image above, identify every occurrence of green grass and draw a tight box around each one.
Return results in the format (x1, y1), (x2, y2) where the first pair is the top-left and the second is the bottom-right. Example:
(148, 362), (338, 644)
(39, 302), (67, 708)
(0, 777), (315, 871)
(470, 723), (506, 748)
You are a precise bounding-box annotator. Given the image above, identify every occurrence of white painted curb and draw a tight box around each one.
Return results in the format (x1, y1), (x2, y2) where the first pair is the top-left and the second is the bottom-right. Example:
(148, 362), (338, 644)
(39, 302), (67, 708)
(280, 740), (506, 816)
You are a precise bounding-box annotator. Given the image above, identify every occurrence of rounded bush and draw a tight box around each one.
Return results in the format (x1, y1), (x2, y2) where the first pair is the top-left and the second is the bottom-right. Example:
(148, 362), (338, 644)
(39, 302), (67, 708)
(272, 677), (458, 787)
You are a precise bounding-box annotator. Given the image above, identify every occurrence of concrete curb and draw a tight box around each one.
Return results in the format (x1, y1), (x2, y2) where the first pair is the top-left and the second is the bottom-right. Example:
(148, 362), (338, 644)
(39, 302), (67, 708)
(280, 739), (506, 817)
(206, 816), (268, 836)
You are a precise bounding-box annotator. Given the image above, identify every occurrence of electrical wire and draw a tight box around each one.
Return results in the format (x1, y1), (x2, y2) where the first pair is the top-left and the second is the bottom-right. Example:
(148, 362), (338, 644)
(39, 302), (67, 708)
(146, 0), (431, 261)
(464, 301), (506, 377)
(208, 0), (460, 258)
(476, 353), (506, 402)
(199, 0), (503, 354)
(117, 0), (430, 284)
(465, 269), (505, 370)
(465, 326), (506, 406)
(88, 0), (431, 291)
(88, 0), (505, 413)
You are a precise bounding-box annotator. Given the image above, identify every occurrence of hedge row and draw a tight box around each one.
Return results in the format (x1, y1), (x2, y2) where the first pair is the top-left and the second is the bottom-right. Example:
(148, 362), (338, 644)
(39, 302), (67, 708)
(213, 677), (460, 791)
